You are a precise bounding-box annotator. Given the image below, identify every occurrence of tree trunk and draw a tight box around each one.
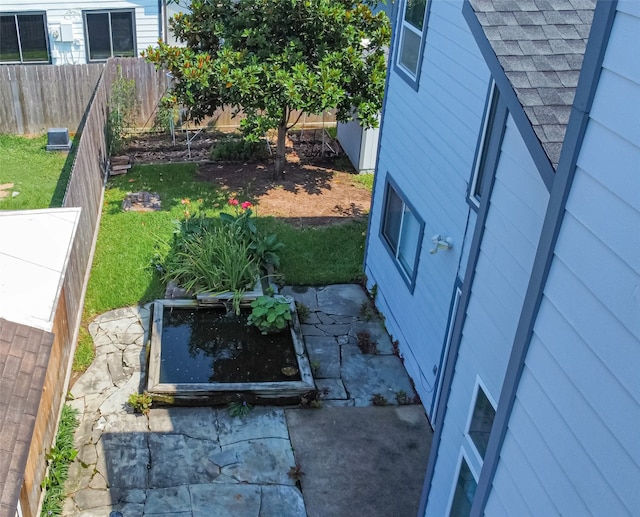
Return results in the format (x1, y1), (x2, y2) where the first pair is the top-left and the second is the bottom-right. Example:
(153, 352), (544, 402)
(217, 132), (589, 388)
(273, 123), (287, 179)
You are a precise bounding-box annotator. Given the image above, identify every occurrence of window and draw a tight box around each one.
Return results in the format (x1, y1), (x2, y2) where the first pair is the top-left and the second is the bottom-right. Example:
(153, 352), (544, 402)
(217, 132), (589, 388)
(469, 82), (499, 208)
(84, 10), (135, 61)
(468, 384), (496, 460)
(0, 13), (49, 63)
(449, 457), (478, 517)
(397, 0), (428, 78)
(381, 181), (424, 288)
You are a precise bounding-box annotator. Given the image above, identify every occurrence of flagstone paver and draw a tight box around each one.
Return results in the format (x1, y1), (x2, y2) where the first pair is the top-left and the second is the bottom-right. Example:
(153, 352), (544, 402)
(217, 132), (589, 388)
(65, 285), (421, 516)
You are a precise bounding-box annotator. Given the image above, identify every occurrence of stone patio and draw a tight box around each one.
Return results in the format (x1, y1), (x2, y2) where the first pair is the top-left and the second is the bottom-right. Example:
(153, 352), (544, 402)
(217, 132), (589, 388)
(64, 285), (430, 516)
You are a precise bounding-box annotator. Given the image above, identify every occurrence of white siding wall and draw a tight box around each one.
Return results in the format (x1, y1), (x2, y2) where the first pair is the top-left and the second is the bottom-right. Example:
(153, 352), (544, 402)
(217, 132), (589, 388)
(2, 0), (160, 65)
(486, 2), (640, 515)
(425, 115), (549, 516)
(365, 0), (489, 417)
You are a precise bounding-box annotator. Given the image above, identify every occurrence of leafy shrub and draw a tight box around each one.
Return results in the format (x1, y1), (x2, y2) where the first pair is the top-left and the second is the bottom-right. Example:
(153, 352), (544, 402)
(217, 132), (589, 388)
(210, 136), (268, 162)
(247, 295), (292, 334)
(128, 392), (153, 415)
(107, 65), (137, 155)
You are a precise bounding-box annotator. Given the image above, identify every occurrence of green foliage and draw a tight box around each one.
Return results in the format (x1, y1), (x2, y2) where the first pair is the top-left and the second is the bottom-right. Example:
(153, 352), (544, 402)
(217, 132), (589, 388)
(210, 135), (269, 161)
(82, 163), (364, 319)
(356, 330), (378, 354)
(371, 393), (388, 406)
(295, 301), (310, 323)
(247, 295), (292, 334)
(107, 66), (137, 155)
(128, 392), (153, 415)
(144, 0), (390, 174)
(72, 326), (95, 373)
(41, 405), (79, 516)
(351, 172), (375, 191)
(228, 400), (254, 417)
(161, 220), (259, 301)
(359, 301), (375, 321)
(154, 95), (181, 133)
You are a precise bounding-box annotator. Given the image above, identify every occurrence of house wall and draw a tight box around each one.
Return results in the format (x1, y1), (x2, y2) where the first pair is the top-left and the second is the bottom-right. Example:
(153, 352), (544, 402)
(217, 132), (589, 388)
(1, 0), (160, 65)
(425, 114), (549, 515)
(364, 0), (489, 418)
(485, 2), (640, 515)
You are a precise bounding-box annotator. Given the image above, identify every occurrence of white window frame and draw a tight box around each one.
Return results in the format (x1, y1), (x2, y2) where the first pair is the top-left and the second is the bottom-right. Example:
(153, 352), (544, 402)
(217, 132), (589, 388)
(469, 81), (497, 208)
(396, 0), (429, 80)
(380, 179), (424, 290)
(446, 449), (479, 517)
(83, 9), (136, 62)
(0, 12), (50, 64)
(464, 376), (497, 464)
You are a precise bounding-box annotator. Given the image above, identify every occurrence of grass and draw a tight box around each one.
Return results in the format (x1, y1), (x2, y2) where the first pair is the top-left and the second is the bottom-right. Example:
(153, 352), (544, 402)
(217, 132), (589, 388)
(0, 134), (76, 209)
(0, 135), (370, 371)
(83, 162), (368, 318)
(351, 172), (375, 191)
(41, 405), (79, 516)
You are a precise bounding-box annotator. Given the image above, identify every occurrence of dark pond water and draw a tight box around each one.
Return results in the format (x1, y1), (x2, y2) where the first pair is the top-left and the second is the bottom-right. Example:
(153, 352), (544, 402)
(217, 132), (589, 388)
(159, 307), (300, 383)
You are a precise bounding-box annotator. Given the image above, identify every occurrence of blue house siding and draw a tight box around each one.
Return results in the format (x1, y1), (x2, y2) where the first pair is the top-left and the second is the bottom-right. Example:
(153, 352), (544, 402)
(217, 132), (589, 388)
(485, 2), (640, 514)
(425, 114), (549, 516)
(364, 0), (490, 418)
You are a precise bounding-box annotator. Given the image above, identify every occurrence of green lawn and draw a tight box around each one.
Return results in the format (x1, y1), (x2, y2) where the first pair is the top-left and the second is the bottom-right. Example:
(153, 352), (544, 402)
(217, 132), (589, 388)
(0, 134), (75, 209)
(84, 162), (369, 320)
(0, 135), (371, 372)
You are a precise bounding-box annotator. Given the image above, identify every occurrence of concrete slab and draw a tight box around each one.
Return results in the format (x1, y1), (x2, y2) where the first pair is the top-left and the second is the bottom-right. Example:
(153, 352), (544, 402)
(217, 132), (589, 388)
(286, 406), (432, 517)
(190, 483), (261, 517)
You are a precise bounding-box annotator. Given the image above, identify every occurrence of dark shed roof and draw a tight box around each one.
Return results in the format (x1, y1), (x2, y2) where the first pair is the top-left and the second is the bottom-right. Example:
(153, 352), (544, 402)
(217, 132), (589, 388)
(0, 318), (53, 517)
(469, 0), (596, 168)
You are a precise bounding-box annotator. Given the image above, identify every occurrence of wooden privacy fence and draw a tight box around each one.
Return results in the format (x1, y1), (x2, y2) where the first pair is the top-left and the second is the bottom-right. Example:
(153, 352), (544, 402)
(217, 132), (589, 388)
(0, 58), (336, 135)
(0, 64), (104, 135)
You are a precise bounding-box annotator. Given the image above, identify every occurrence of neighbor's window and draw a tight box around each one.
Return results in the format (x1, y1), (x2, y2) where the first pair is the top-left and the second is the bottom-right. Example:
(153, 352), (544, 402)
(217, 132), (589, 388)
(468, 385), (496, 460)
(381, 182), (423, 287)
(397, 0), (428, 78)
(0, 13), (49, 63)
(449, 457), (478, 517)
(84, 10), (135, 61)
(469, 82), (499, 208)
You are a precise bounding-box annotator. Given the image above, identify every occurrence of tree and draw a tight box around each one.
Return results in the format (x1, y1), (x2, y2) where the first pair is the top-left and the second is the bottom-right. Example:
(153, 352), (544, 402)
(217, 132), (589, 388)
(144, 0), (390, 177)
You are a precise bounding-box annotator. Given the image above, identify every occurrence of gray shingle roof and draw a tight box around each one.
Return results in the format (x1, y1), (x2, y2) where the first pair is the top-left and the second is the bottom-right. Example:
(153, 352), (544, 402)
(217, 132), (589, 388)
(0, 318), (53, 517)
(469, 0), (596, 168)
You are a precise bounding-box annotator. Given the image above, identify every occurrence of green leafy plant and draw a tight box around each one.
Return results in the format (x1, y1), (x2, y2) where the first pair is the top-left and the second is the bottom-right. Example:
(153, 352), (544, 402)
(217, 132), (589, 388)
(107, 65), (137, 155)
(359, 301), (375, 321)
(299, 389), (323, 408)
(295, 302), (310, 323)
(41, 405), (79, 516)
(310, 360), (321, 377)
(128, 392), (153, 415)
(371, 393), (388, 406)
(288, 462), (305, 482)
(210, 135), (269, 161)
(396, 390), (410, 405)
(247, 295), (292, 334)
(228, 400), (253, 417)
(154, 95), (181, 133)
(356, 330), (378, 355)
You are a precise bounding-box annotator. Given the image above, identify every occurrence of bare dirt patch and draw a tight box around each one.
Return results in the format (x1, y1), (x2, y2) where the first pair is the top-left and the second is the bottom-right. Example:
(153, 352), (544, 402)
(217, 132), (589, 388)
(120, 130), (372, 227)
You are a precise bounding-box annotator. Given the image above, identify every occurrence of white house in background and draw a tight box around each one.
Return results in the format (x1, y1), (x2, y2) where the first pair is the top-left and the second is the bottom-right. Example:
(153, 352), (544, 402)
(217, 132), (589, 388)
(0, 0), (177, 65)
(364, 0), (639, 515)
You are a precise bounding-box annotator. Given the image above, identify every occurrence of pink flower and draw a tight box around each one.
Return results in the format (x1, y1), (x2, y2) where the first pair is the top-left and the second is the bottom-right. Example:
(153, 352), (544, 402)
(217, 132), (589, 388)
(181, 198), (190, 205)
(228, 198), (239, 206)
(241, 201), (253, 210)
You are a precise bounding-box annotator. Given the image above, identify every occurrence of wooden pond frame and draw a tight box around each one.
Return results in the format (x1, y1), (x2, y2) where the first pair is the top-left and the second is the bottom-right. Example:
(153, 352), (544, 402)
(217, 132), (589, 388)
(146, 296), (315, 405)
